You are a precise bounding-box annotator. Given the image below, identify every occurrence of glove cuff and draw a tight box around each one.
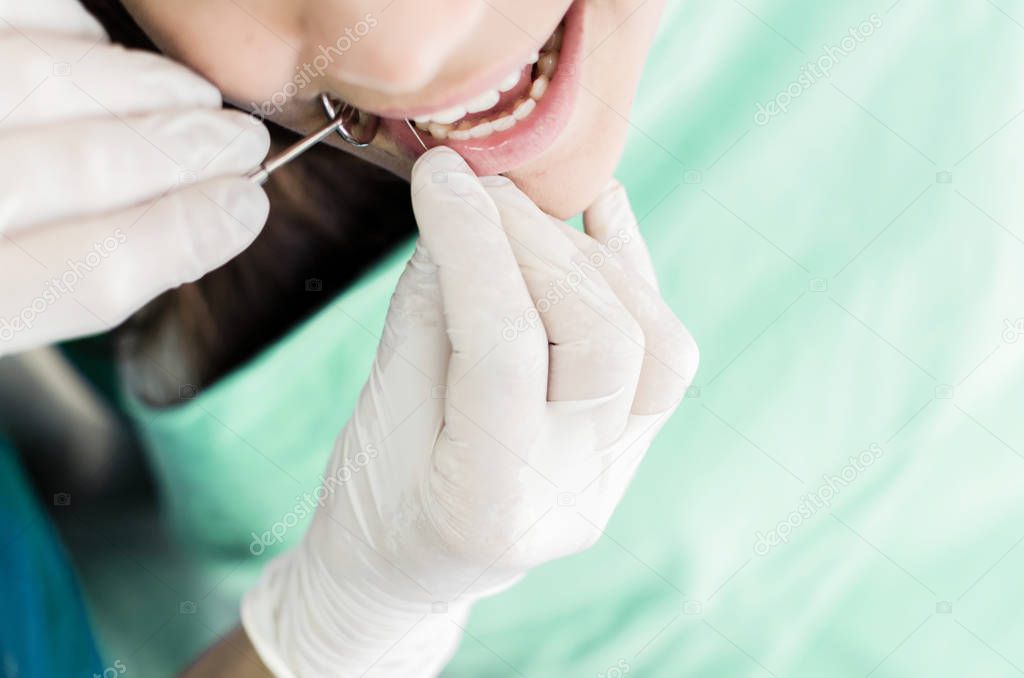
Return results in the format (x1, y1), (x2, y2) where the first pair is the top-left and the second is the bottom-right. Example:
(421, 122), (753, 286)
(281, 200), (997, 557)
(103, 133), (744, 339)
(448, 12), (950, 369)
(242, 544), (471, 677)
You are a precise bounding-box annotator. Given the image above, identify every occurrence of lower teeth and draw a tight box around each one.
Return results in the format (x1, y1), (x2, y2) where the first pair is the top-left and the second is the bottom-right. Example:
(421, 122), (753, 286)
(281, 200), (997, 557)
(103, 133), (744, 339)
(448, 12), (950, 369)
(413, 27), (563, 142)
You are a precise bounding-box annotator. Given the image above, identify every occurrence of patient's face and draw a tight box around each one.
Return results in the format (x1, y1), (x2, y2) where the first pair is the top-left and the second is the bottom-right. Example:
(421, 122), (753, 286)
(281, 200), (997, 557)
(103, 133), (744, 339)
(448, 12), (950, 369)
(119, 0), (665, 217)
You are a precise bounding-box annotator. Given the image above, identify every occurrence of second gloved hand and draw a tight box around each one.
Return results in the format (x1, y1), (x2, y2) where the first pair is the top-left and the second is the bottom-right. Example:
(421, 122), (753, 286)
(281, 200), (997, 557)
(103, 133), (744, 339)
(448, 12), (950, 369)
(0, 0), (270, 357)
(243, 147), (698, 677)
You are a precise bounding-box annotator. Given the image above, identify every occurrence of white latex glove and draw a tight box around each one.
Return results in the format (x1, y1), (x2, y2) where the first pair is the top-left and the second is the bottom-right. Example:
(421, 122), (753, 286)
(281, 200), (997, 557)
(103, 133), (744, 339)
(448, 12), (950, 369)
(0, 0), (270, 357)
(243, 147), (698, 677)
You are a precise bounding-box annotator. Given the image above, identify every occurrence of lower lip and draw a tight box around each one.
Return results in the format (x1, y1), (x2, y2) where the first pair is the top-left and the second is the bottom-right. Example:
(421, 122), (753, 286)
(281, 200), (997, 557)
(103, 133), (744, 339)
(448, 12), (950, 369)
(382, 1), (585, 176)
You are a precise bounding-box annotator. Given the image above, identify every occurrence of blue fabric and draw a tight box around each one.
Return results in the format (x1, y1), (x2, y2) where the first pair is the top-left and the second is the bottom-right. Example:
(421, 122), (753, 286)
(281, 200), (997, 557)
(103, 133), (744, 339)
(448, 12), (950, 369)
(0, 439), (104, 678)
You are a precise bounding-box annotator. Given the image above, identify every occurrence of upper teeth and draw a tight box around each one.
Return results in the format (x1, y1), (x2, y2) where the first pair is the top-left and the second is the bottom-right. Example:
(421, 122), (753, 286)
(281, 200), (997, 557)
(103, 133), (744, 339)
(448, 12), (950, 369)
(411, 63), (524, 125)
(497, 69), (523, 92)
(409, 25), (563, 140)
(464, 89), (501, 114)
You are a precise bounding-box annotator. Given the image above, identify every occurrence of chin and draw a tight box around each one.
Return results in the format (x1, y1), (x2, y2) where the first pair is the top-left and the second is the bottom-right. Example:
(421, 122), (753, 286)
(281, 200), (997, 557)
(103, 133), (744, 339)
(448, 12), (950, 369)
(507, 108), (630, 219)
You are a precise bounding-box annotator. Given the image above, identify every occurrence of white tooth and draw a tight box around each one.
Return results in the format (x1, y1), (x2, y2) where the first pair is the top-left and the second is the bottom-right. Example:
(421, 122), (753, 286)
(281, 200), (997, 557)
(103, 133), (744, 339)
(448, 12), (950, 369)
(526, 50), (540, 65)
(530, 76), (549, 99)
(430, 105), (467, 124)
(468, 121), (495, 138)
(416, 121), (429, 131)
(463, 89), (500, 114)
(538, 52), (558, 77)
(413, 114), (432, 123)
(498, 69), (522, 92)
(448, 128), (473, 140)
(427, 123), (450, 140)
(492, 115), (516, 132)
(513, 98), (536, 120)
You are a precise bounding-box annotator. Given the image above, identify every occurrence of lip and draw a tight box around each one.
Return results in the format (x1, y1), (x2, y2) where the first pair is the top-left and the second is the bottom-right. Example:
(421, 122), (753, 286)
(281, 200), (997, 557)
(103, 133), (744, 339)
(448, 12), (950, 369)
(381, 1), (585, 176)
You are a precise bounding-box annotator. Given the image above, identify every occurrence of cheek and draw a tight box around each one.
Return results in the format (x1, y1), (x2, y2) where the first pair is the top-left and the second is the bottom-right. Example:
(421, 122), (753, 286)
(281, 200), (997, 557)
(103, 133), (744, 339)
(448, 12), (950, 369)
(121, 0), (313, 104)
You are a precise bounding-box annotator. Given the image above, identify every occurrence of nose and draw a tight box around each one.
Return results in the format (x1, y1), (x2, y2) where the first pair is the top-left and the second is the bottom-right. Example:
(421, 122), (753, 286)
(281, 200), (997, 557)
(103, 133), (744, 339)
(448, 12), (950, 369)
(301, 0), (485, 95)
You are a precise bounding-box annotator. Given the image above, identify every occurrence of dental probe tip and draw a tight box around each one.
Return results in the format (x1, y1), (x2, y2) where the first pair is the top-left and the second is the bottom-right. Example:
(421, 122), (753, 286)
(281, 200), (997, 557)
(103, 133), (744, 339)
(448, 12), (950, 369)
(405, 119), (429, 152)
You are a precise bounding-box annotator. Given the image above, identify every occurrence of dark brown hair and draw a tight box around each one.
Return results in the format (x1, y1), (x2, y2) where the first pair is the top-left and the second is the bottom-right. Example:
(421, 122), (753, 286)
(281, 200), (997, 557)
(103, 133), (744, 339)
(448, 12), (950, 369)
(79, 0), (416, 404)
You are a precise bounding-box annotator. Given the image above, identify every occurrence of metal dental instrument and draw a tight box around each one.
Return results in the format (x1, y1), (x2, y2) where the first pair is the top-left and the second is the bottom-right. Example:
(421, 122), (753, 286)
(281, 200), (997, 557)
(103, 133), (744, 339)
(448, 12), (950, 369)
(321, 93), (380, 148)
(246, 115), (345, 185)
(247, 94), (381, 185)
(404, 119), (429, 152)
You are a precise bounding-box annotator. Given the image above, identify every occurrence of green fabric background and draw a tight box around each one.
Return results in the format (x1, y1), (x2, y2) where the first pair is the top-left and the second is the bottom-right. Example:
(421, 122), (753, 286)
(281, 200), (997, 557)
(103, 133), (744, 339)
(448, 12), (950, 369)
(77, 1), (1024, 675)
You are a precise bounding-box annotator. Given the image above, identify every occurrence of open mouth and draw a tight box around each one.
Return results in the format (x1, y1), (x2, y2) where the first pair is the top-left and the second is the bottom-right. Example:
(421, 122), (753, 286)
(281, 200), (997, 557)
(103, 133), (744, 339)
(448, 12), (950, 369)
(380, 1), (584, 176)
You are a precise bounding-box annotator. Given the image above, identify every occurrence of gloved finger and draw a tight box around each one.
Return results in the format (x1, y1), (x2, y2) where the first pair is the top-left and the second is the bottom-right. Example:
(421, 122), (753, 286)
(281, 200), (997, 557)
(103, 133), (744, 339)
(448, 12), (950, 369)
(0, 35), (222, 133)
(338, 243), (454, 509)
(555, 221), (698, 415)
(484, 180), (644, 446)
(410, 147), (547, 453)
(0, 176), (268, 355)
(0, 0), (107, 41)
(0, 109), (269, 234)
(579, 412), (671, 519)
(364, 242), (451, 438)
(583, 179), (660, 291)
(380, 242), (451, 387)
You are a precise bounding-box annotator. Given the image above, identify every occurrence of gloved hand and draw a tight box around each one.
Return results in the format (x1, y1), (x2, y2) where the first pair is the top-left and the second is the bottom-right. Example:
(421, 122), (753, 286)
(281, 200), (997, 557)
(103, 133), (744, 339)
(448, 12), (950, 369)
(0, 0), (269, 357)
(242, 147), (698, 677)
